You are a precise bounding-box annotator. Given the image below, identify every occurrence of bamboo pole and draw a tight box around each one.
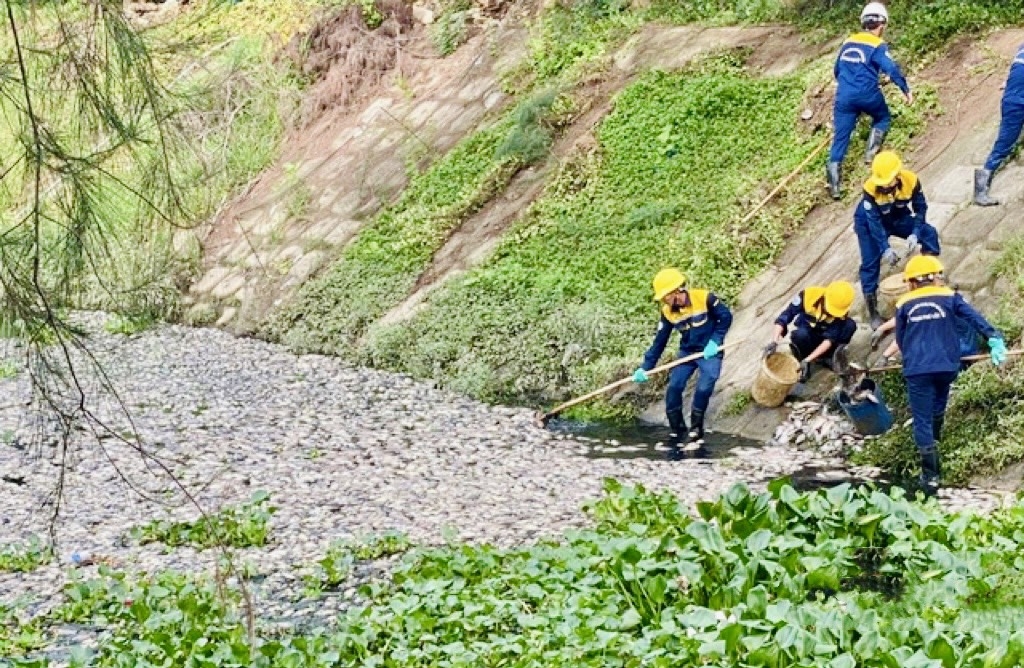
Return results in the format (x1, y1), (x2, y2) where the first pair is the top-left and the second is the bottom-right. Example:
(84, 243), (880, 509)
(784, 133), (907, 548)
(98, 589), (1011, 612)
(856, 349), (1024, 374)
(536, 339), (748, 425)
(737, 134), (831, 226)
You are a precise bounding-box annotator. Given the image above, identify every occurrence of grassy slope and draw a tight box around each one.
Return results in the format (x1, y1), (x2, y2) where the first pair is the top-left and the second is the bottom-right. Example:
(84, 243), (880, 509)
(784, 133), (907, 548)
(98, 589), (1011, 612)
(362, 57), (819, 409)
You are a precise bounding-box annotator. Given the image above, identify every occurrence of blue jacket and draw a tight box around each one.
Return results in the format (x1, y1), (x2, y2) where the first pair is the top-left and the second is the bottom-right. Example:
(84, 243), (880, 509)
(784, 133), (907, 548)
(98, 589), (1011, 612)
(895, 286), (1000, 377)
(642, 289), (732, 369)
(1005, 43), (1024, 104)
(834, 32), (910, 102)
(853, 169), (927, 249)
(775, 288), (857, 346)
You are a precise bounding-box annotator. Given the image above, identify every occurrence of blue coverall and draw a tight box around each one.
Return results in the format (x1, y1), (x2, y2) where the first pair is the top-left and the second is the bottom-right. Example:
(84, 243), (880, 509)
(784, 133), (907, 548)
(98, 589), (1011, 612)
(641, 289), (732, 417)
(895, 286), (1000, 452)
(984, 43), (1024, 173)
(775, 288), (857, 364)
(854, 169), (940, 297)
(831, 32), (911, 163)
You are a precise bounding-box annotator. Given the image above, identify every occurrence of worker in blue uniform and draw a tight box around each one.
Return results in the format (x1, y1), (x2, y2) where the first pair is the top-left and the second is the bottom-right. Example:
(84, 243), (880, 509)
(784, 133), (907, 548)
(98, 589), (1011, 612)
(632, 268), (733, 446)
(872, 289), (984, 370)
(855, 150), (940, 330)
(893, 256), (1007, 493)
(764, 281), (858, 383)
(827, 2), (913, 200)
(975, 42), (1024, 206)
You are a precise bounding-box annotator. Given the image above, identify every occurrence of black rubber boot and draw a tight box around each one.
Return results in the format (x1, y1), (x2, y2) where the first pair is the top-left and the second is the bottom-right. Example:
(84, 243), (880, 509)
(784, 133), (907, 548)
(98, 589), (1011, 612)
(865, 292), (883, 331)
(974, 169), (999, 207)
(932, 414), (945, 444)
(686, 409), (705, 446)
(826, 162), (842, 200)
(667, 409), (686, 439)
(919, 446), (941, 496)
(865, 128), (886, 164)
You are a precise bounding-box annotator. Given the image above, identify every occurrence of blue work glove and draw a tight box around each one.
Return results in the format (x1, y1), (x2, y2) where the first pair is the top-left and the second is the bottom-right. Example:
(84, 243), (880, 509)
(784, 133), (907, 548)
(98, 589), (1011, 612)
(882, 248), (900, 267)
(703, 340), (720, 359)
(632, 368), (649, 383)
(906, 234), (919, 254)
(989, 337), (1008, 366)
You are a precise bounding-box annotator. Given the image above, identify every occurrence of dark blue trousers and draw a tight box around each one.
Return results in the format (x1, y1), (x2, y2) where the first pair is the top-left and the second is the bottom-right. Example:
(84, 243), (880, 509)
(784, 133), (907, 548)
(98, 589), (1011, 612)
(830, 93), (891, 163)
(666, 355), (722, 415)
(854, 213), (940, 295)
(905, 371), (958, 451)
(984, 96), (1024, 172)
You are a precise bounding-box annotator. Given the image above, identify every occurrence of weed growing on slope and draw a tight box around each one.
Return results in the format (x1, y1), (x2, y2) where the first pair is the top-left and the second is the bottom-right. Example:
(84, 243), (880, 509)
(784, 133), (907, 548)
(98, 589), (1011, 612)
(512, 0), (1024, 105)
(790, 0), (1024, 62)
(131, 491), (276, 550)
(17, 480), (1024, 666)
(362, 56), (820, 408)
(431, 0), (473, 56)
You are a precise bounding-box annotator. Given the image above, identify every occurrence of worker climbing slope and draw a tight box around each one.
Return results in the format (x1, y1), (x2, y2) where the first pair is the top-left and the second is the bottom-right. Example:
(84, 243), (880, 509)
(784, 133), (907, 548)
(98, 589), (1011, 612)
(765, 281), (857, 383)
(633, 269), (732, 447)
(855, 150), (940, 330)
(893, 256), (1007, 493)
(975, 42), (1024, 206)
(827, 2), (913, 200)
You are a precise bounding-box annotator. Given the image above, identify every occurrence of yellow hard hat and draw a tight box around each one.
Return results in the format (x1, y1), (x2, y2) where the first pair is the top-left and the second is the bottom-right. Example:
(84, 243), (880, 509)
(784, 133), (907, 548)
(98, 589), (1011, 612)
(904, 255), (945, 282)
(870, 151), (902, 187)
(652, 268), (687, 301)
(823, 281), (855, 317)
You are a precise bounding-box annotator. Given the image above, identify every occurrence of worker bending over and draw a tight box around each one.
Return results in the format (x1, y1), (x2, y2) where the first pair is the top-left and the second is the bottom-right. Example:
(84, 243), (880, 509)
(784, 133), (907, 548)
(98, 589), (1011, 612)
(633, 268), (733, 446)
(855, 151), (940, 330)
(827, 2), (913, 200)
(975, 42), (1024, 206)
(765, 281), (857, 383)
(894, 256), (1007, 493)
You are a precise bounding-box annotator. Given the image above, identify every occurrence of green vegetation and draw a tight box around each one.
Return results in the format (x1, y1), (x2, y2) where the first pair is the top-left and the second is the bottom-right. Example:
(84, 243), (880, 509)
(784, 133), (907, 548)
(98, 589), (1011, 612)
(104, 313), (159, 337)
(302, 531), (412, 597)
(431, 0), (473, 56)
(855, 237), (1024, 486)
(0, 536), (52, 574)
(13, 481), (1024, 666)
(518, 0), (1024, 92)
(130, 491), (276, 549)
(0, 603), (47, 661)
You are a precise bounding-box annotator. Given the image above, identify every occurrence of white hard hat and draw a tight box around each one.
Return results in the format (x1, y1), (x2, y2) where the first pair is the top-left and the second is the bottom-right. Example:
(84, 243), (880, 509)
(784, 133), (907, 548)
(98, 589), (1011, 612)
(861, 2), (888, 23)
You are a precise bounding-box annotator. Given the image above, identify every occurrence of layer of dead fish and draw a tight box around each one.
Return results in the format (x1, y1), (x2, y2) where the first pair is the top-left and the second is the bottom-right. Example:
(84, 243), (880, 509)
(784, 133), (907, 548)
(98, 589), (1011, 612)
(770, 400), (863, 457)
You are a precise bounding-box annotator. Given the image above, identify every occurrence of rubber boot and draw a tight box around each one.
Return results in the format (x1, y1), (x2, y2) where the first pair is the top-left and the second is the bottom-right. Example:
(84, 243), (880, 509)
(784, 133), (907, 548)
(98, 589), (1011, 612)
(864, 128), (886, 164)
(826, 162), (842, 200)
(918, 445), (941, 496)
(686, 409), (705, 447)
(974, 168), (999, 207)
(932, 414), (944, 444)
(667, 409), (686, 439)
(865, 292), (883, 331)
